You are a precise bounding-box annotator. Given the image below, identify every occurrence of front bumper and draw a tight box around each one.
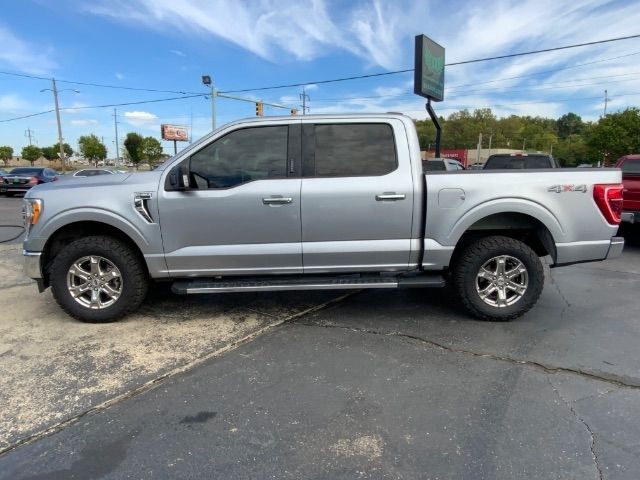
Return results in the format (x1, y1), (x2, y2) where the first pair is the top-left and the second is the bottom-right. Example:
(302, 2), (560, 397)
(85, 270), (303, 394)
(605, 237), (624, 260)
(23, 250), (42, 279)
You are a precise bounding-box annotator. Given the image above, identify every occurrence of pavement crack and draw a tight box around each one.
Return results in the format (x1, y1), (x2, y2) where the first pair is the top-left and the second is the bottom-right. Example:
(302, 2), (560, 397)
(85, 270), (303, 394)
(547, 377), (604, 480)
(296, 321), (640, 390)
(0, 291), (359, 458)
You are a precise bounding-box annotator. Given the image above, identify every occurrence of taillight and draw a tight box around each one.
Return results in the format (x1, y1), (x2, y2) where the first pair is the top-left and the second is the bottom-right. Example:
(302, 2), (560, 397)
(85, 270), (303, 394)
(28, 176), (38, 185)
(593, 184), (624, 225)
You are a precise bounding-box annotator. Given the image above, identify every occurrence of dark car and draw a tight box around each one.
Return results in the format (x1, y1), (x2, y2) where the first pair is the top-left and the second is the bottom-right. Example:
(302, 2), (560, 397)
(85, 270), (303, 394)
(483, 153), (559, 169)
(1, 167), (59, 197)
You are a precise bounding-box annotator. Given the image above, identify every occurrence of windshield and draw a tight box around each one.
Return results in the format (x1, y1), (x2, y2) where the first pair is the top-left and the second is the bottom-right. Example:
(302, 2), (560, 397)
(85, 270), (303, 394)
(423, 160), (446, 171)
(621, 159), (640, 174)
(8, 168), (42, 176)
(484, 155), (552, 169)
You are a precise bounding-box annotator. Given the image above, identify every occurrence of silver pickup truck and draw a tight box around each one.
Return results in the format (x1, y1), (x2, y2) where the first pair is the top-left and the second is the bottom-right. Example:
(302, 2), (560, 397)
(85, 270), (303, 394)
(22, 114), (624, 323)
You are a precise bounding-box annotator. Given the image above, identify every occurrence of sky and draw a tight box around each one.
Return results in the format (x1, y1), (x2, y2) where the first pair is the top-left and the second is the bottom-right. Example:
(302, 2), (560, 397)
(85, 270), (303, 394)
(1, 0), (639, 158)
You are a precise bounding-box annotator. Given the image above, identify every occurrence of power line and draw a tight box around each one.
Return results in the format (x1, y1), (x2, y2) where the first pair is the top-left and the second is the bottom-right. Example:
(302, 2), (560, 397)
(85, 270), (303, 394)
(218, 33), (640, 93)
(0, 95), (206, 123)
(446, 50), (640, 90)
(0, 110), (54, 123)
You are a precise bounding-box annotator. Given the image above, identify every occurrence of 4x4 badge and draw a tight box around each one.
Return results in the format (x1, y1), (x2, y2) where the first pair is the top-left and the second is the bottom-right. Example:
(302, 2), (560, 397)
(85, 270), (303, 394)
(547, 184), (587, 193)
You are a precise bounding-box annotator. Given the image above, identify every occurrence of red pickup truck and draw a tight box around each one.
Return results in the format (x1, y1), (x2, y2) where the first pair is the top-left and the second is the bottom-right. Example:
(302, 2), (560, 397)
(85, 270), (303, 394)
(616, 154), (640, 223)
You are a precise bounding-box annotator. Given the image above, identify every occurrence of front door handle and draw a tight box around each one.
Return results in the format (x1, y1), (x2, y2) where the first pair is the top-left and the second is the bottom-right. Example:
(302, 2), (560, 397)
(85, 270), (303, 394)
(376, 193), (406, 201)
(262, 196), (293, 205)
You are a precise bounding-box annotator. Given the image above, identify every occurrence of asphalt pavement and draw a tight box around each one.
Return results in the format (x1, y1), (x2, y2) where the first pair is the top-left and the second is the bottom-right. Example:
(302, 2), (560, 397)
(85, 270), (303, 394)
(1, 195), (640, 479)
(0, 197), (24, 244)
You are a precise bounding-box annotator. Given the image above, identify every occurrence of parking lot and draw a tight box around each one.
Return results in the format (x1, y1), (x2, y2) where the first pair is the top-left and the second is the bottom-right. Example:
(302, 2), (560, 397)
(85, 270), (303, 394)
(1, 197), (639, 479)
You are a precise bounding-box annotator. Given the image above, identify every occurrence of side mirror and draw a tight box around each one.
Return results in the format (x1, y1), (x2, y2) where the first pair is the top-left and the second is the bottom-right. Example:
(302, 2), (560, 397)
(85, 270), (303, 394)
(168, 164), (190, 190)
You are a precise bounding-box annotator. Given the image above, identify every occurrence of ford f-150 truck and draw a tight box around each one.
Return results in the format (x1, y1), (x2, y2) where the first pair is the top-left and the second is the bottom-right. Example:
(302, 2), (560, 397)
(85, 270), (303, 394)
(22, 114), (625, 323)
(616, 154), (640, 223)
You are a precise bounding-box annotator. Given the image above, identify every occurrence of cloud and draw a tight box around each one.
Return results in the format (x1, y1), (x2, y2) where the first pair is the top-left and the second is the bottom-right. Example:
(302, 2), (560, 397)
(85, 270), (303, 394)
(70, 119), (99, 126)
(0, 24), (57, 74)
(82, 0), (415, 68)
(115, 72), (124, 80)
(169, 49), (186, 57)
(124, 110), (158, 127)
(63, 102), (90, 114)
(0, 94), (28, 113)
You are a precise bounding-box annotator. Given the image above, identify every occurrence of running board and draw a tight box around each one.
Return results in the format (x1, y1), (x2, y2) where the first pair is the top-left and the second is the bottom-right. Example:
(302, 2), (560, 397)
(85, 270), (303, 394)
(172, 274), (445, 294)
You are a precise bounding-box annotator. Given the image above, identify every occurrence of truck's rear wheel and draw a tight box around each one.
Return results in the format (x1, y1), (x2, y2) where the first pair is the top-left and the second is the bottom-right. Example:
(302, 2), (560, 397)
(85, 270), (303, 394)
(451, 235), (544, 321)
(50, 236), (148, 323)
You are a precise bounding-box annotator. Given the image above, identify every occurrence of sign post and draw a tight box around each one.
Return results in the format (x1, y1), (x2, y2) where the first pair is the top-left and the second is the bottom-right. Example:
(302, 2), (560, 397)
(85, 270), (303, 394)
(414, 34), (445, 157)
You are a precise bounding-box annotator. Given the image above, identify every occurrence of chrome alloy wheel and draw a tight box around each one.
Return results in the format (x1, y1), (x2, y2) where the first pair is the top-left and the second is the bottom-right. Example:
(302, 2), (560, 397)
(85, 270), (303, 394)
(66, 256), (123, 309)
(475, 255), (528, 308)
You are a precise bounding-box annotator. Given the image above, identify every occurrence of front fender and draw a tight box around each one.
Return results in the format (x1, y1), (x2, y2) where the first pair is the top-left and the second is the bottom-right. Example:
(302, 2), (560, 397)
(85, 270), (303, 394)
(26, 207), (152, 254)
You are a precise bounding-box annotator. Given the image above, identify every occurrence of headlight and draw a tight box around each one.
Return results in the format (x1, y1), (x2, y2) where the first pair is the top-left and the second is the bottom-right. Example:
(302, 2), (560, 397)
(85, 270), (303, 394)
(22, 198), (43, 233)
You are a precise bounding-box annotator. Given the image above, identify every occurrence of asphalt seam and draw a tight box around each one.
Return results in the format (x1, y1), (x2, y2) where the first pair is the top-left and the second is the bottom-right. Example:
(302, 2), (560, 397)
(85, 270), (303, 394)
(295, 322), (640, 389)
(0, 290), (360, 458)
(547, 377), (605, 480)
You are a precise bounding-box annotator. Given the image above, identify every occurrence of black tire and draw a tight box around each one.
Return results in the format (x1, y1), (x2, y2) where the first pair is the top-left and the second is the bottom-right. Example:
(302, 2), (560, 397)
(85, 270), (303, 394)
(451, 235), (544, 321)
(50, 236), (148, 323)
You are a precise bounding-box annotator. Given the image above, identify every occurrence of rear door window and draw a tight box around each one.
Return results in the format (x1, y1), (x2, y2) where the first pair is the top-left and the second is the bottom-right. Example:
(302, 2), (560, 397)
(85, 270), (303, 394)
(305, 123), (397, 177)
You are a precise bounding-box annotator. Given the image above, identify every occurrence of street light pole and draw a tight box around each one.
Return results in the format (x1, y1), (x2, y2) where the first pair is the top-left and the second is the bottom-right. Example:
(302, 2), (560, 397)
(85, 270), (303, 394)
(211, 83), (217, 131)
(51, 79), (66, 171)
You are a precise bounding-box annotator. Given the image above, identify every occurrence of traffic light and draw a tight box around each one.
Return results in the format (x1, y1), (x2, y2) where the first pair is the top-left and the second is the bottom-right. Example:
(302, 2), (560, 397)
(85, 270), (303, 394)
(290, 108), (298, 116)
(255, 102), (264, 116)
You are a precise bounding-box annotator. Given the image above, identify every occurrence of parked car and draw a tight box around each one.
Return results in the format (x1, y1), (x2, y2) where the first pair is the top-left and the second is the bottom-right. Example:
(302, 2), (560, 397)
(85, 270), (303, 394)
(72, 168), (124, 177)
(423, 158), (465, 171)
(1, 167), (58, 196)
(615, 154), (640, 223)
(0, 168), (8, 180)
(483, 153), (559, 169)
(22, 114), (623, 323)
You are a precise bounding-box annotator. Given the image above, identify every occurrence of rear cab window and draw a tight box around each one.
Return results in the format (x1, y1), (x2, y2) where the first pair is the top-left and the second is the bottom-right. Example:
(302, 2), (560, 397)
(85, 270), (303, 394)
(621, 159), (640, 174)
(303, 123), (397, 177)
(484, 155), (552, 169)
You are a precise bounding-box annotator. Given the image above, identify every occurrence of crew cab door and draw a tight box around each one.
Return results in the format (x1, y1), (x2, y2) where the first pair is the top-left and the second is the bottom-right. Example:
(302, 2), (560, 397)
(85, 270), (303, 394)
(300, 119), (415, 272)
(158, 122), (302, 276)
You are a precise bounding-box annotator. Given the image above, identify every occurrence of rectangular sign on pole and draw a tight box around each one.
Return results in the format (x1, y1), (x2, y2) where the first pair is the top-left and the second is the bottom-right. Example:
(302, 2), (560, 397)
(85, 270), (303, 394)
(161, 124), (189, 142)
(414, 34), (445, 101)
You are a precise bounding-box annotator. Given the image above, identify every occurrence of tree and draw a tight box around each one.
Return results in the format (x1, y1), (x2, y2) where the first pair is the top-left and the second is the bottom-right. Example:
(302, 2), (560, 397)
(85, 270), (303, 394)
(78, 134), (107, 167)
(124, 132), (144, 167)
(141, 136), (163, 167)
(557, 112), (584, 139)
(21, 145), (42, 166)
(588, 108), (640, 164)
(62, 142), (74, 158)
(41, 146), (58, 163)
(0, 145), (13, 167)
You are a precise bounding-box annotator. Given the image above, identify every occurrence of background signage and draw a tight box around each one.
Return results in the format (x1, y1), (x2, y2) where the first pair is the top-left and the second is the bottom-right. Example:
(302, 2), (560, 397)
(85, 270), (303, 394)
(414, 34), (445, 101)
(161, 124), (189, 142)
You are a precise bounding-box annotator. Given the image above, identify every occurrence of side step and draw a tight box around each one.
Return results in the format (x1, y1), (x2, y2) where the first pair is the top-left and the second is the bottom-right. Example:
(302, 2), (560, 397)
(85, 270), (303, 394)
(172, 274), (445, 295)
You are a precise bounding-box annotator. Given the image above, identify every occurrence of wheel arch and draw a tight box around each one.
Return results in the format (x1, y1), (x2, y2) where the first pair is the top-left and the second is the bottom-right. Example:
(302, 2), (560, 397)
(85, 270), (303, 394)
(40, 220), (148, 288)
(450, 211), (557, 266)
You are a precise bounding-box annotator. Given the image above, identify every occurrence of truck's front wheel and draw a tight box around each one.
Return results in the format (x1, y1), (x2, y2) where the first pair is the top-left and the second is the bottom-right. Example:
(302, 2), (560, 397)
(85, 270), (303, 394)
(451, 235), (544, 321)
(50, 236), (148, 323)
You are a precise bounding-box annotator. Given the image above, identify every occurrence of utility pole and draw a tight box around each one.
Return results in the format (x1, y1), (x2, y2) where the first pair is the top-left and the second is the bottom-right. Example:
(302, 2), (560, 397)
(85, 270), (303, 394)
(201, 75), (217, 130)
(24, 128), (34, 146)
(112, 108), (120, 166)
(522, 138), (526, 152)
(300, 86), (310, 115)
(476, 132), (482, 164)
(51, 79), (66, 171)
(603, 89), (609, 116)
(488, 133), (493, 157)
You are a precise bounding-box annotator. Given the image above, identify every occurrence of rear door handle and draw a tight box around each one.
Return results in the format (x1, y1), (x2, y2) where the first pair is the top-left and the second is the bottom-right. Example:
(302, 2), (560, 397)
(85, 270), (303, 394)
(376, 193), (406, 201)
(262, 196), (293, 205)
